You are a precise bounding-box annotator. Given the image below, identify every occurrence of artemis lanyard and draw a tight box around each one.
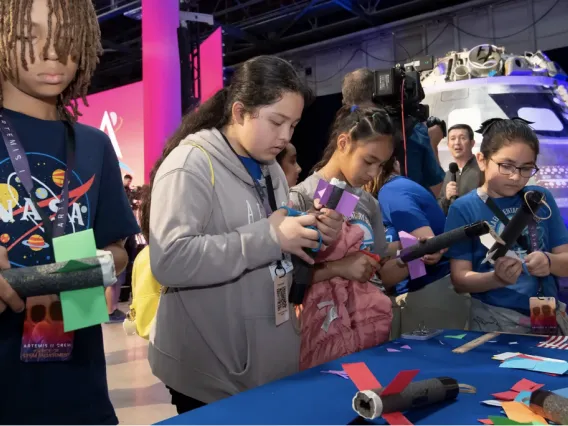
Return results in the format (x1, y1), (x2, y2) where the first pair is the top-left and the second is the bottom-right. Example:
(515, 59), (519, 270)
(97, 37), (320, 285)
(0, 109), (76, 243)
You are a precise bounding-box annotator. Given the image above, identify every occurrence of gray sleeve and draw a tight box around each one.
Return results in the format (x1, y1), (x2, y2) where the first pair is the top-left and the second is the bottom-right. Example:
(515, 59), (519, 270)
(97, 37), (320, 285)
(371, 196), (388, 258)
(149, 168), (282, 288)
(289, 187), (313, 212)
(438, 173), (451, 215)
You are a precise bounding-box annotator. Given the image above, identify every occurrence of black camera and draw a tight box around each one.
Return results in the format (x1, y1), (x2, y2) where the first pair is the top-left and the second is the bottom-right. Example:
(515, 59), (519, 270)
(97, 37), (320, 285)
(371, 64), (430, 122)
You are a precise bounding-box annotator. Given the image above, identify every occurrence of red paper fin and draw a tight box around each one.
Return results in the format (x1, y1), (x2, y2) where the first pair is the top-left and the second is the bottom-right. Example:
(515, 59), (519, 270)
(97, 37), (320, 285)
(342, 362), (381, 391)
(381, 370), (420, 396)
(511, 378), (544, 393)
(492, 391), (518, 401)
(383, 412), (413, 425)
(478, 419), (494, 425)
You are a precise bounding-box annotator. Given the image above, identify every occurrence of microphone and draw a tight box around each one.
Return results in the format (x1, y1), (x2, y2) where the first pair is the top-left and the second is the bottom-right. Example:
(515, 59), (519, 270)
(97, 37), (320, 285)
(488, 190), (545, 262)
(398, 221), (490, 263)
(4, 254), (117, 298)
(448, 162), (459, 203)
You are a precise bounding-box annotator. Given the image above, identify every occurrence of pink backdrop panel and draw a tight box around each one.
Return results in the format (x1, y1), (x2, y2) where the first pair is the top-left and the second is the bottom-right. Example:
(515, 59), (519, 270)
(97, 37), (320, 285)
(79, 82), (145, 185)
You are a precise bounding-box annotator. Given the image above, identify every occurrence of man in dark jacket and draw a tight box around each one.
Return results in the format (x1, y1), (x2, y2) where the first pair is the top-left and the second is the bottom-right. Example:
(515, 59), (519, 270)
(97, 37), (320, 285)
(438, 124), (482, 214)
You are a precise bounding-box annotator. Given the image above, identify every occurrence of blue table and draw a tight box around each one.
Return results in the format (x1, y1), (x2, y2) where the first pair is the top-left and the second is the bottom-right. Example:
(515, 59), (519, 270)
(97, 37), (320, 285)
(158, 331), (568, 425)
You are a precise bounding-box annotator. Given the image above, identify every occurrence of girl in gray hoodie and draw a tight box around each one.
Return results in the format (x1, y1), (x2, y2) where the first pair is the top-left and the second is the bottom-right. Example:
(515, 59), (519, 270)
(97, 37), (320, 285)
(139, 56), (343, 414)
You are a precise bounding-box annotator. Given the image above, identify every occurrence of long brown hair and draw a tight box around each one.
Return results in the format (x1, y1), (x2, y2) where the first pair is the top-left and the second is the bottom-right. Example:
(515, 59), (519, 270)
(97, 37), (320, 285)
(311, 105), (394, 174)
(364, 155), (397, 198)
(139, 55), (312, 239)
(0, 0), (103, 122)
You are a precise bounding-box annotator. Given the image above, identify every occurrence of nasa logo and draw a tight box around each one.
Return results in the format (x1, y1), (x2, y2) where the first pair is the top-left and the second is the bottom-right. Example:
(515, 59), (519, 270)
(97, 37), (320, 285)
(99, 111), (123, 158)
(98, 111), (133, 175)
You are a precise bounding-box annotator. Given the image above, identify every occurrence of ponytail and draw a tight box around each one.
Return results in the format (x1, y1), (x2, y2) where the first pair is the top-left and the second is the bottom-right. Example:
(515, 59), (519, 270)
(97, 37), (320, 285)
(312, 104), (394, 174)
(139, 88), (229, 238)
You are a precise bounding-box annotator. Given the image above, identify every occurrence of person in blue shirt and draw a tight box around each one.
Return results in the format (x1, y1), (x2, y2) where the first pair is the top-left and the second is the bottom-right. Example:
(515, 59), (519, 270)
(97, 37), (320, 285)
(341, 68), (446, 196)
(0, 0), (139, 423)
(367, 157), (469, 337)
(445, 118), (568, 333)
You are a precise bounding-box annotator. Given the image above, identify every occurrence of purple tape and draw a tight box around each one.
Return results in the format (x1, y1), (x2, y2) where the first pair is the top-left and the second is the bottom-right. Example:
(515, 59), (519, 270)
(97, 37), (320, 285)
(335, 192), (359, 218)
(398, 231), (426, 279)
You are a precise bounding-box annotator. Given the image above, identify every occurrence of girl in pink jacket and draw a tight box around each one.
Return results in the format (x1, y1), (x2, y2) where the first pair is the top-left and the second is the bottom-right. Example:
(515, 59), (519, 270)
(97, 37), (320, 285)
(290, 106), (407, 369)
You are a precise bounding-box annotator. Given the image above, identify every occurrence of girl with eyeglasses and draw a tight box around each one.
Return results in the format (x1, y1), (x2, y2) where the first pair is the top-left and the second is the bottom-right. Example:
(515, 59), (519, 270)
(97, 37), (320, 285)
(444, 118), (568, 333)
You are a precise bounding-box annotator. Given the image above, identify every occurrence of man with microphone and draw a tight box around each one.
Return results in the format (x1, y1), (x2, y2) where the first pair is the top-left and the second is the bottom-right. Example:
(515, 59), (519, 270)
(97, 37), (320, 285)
(438, 124), (482, 215)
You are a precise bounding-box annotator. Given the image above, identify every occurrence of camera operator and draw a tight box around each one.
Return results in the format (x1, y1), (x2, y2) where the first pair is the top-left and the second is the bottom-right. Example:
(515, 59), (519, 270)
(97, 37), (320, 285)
(426, 116), (446, 166)
(342, 68), (445, 197)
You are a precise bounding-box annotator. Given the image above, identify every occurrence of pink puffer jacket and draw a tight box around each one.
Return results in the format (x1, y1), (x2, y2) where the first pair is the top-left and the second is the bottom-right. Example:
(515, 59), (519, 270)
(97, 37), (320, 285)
(299, 223), (393, 370)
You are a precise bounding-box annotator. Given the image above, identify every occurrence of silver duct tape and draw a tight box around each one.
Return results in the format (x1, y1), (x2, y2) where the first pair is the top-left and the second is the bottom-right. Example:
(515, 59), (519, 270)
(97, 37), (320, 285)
(330, 178), (347, 189)
(321, 305), (338, 332)
(97, 250), (117, 287)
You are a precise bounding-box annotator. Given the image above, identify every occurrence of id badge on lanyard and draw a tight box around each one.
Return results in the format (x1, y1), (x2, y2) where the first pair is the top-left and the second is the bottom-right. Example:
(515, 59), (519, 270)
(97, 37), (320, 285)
(0, 110), (77, 362)
(526, 220), (558, 335)
(221, 133), (295, 326)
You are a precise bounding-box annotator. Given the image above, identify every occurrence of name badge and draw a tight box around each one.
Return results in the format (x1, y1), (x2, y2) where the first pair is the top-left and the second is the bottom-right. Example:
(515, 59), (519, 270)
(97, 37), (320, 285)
(270, 261), (290, 326)
(21, 295), (74, 363)
(529, 297), (558, 335)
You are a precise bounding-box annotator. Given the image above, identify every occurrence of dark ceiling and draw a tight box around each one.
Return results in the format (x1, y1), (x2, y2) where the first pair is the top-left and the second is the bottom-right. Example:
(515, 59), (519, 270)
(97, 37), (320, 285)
(90, 0), (473, 95)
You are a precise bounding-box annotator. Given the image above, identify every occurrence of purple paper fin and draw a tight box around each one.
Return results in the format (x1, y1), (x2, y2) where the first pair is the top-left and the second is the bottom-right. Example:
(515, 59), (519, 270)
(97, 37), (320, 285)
(335, 192), (359, 218)
(398, 231), (426, 279)
(315, 179), (332, 205)
(321, 370), (349, 379)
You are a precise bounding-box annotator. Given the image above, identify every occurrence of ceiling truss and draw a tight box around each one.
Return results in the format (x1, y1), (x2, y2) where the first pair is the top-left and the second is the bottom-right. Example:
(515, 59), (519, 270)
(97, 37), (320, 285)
(89, 0), (472, 94)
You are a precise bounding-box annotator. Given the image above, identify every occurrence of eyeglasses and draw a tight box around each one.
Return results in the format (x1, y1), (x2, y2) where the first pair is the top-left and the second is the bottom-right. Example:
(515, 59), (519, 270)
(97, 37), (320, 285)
(491, 160), (539, 178)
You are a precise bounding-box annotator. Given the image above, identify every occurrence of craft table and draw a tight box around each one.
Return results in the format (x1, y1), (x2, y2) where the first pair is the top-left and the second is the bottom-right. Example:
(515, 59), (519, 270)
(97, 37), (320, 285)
(158, 330), (568, 425)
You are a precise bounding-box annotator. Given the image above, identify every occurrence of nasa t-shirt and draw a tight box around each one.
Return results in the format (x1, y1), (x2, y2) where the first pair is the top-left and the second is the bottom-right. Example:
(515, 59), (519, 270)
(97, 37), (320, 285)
(0, 108), (140, 424)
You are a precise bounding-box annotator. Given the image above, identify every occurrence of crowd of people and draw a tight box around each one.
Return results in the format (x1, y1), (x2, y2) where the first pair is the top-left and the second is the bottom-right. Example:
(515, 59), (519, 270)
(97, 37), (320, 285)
(1, 0), (568, 424)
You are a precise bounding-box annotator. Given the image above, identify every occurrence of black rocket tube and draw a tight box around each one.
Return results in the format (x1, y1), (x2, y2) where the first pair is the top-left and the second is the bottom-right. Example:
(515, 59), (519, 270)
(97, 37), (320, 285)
(3, 253), (116, 298)
(398, 221), (490, 263)
(352, 377), (459, 420)
(289, 179), (347, 305)
(530, 389), (568, 425)
(489, 190), (544, 261)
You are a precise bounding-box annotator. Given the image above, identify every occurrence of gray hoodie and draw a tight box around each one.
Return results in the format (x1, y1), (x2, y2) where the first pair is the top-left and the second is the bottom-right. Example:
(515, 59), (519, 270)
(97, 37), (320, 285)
(147, 128), (300, 403)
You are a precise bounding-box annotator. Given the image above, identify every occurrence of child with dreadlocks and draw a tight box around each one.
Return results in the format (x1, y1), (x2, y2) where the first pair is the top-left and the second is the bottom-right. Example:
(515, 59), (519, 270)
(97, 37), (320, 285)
(0, 0), (139, 424)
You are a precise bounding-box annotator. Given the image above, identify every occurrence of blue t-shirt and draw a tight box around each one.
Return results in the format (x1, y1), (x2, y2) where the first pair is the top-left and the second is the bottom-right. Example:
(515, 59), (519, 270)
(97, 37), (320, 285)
(445, 186), (568, 315)
(379, 176), (450, 295)
(406, 123), (445, 190)
(0, 109), (140, 424)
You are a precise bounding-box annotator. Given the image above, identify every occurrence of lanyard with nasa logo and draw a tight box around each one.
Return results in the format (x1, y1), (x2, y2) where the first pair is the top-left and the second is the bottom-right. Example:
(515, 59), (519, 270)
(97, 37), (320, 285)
(0, 109), (76, 244)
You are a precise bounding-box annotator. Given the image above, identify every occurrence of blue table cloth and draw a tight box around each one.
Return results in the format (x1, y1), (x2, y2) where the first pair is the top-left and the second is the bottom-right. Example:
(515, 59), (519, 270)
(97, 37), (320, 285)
(158, 331), (568, 425)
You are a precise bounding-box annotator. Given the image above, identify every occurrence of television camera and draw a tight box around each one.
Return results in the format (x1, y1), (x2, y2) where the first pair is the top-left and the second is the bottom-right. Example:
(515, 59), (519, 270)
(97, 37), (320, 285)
(371, 57), (437, 176)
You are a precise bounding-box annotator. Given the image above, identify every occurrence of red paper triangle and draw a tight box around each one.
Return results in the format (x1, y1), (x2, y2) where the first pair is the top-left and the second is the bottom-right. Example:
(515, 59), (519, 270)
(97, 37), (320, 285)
(381, 370), (420, 396)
